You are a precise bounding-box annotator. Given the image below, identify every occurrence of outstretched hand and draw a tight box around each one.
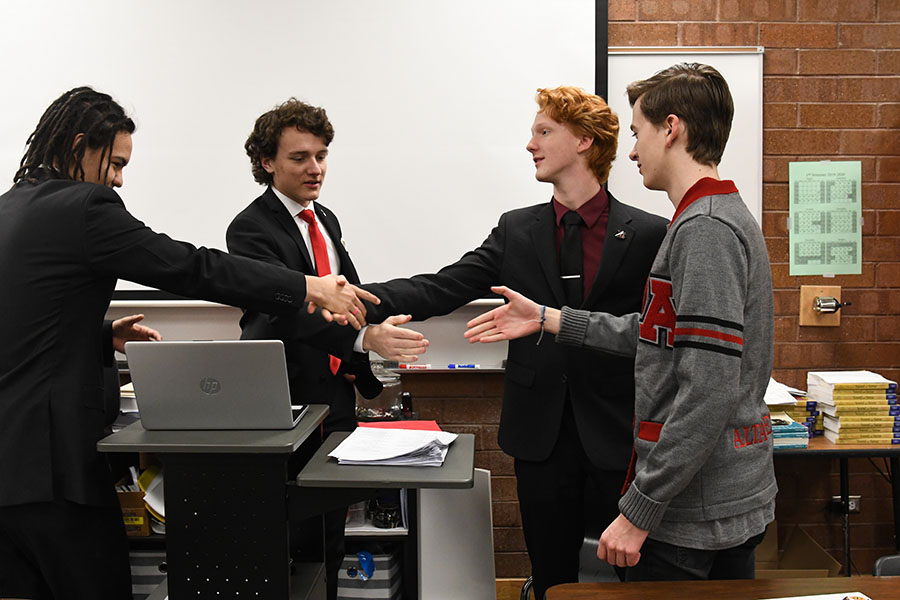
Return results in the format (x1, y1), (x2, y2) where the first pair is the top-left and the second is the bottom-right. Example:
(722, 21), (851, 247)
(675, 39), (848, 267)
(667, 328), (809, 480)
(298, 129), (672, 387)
(112, 314), (162, 353)
(363, 314), (430, 362)
(464, 286), (544, 343)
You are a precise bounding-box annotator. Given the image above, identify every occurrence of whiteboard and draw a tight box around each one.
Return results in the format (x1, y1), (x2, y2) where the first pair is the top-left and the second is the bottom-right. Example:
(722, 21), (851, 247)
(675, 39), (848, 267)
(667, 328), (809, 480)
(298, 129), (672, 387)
(0, 0), (595, 293)
(606, 47), (764, 223)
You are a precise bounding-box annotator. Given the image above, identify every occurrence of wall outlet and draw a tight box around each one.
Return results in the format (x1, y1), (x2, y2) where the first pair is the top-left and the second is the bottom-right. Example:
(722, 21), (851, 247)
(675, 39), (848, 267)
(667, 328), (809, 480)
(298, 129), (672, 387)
(831, 495), (861, 513)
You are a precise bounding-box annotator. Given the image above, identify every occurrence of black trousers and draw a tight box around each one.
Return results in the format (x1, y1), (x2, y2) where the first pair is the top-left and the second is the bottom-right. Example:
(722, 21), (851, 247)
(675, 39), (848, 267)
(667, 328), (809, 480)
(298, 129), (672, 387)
(626, 529), (767, 581)
(0, 498), (132, 600)
(514, 399), (626, 600)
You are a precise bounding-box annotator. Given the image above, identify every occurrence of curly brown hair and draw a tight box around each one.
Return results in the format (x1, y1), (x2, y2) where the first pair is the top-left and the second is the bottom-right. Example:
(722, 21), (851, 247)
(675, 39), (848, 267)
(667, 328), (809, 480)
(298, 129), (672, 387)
(535, 86), (619, 184)
(245, 99), (335, 185)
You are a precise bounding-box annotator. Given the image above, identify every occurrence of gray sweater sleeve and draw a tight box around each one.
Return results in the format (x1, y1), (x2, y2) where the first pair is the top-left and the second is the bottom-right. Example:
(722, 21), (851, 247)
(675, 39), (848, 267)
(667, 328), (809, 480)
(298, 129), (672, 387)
(556, 306), (640, 357)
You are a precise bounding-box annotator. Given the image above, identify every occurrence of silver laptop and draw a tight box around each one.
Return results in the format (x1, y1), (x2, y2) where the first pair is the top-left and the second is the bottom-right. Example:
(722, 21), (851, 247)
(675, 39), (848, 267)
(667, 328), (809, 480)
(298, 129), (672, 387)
(125, 340), (307, 430)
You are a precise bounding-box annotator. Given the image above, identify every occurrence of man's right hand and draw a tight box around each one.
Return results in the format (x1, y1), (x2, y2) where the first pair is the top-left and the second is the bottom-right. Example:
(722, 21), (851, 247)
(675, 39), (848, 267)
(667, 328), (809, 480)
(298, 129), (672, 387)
(363, 314), (429, 362)
(305, 274), (380, 330)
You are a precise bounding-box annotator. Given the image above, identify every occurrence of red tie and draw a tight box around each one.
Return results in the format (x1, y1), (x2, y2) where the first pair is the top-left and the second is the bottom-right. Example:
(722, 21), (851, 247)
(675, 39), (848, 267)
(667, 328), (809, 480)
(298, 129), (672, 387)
(298, 209), (341, 376)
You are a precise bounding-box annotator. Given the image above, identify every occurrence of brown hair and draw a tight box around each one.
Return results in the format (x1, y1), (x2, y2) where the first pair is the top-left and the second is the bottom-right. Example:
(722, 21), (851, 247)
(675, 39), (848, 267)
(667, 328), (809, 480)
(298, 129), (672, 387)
(626, 63), (733, 166)
(245, 99), (335, 185)
(535, 86), (618, 183)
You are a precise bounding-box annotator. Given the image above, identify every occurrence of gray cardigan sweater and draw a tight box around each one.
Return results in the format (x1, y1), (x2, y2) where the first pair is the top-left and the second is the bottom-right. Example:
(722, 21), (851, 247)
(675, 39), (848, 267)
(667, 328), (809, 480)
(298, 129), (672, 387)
(557, 179), (777, 549)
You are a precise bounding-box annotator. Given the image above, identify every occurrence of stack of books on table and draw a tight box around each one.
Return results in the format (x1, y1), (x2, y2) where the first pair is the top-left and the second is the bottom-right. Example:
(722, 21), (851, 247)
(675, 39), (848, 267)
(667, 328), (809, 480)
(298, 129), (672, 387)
(807, 370), (899, 445)
(770, 411), (810, 449)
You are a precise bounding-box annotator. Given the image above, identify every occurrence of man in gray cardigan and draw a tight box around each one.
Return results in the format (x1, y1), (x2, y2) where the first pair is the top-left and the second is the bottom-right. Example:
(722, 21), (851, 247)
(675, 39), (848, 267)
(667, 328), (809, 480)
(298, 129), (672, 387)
(465, 63), (776, 582)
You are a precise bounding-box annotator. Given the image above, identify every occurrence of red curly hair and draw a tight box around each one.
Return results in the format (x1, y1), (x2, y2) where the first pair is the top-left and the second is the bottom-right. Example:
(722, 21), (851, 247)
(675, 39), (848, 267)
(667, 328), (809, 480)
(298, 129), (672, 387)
(535, 86), (619, 184)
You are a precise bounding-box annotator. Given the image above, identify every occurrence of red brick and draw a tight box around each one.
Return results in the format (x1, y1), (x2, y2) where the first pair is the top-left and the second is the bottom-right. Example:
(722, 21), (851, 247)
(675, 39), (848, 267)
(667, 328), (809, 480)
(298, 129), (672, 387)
(770, 368), (806, 389)
(766, 238), (789, 265)
(764, 157), (794, 183)
(774, 316), (798, 342)
(838, 77), (900, 102)
(863, 183), (900, 209)
(877, 157), (900, 183)
(764, 77), (839, 103)
(774, 343), (837, 369)
(765, 103), (798, 128)
(840, 24), (900, 49)
(494, 553), (530, 578)
(681, 22), (759, 46)
(798, 103), (876, 128)
(798, 0), (877, 22)
(763, 211), (789, 237)
(760, 24), (839, 48)
(876, 263), (900, 287)
(862, 236), (900, 262)
(764, 48), (797, 74)
(492, 502), (521, 527)
(608, 23), (678, 46)
(765, 129), (841, 155)
(772, 288), (798, 315)
(442, 397), (501, 424)
(878, 50), (900, 74)
(799, 50), (877, 75)
(840, 130), (897, 155)
(876, 314), (900, 340)
(797, 317), (877, 342)
(722, 0), (798, 21)
(878, 211), (900, 235)
(763, 182), (789, 210)
(882, 1), (900, 22)
(876, 104), (900, 128)
(491, 476), (518, 502)
(493, 527), (526, 552)
(834, 342), (900, 368)
(851, 289), (900, 313)
(608, 0), (636, 21)
(637, 0), (716, 20)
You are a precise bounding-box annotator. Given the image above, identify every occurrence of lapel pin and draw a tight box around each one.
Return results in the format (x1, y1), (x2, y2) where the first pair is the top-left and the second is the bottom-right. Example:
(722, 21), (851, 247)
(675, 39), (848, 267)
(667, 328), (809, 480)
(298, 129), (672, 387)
(615, 230), (626, 239)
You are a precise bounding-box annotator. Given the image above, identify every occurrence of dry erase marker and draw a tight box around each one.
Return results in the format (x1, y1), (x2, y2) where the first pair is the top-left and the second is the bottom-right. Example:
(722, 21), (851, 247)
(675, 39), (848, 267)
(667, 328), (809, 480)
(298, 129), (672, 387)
(448, 363), (480, 369)
(399, 363), (431, 369)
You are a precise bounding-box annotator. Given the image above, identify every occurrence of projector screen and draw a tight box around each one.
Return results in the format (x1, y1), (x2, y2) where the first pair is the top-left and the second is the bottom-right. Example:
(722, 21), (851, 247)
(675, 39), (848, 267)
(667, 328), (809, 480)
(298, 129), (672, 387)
(0, 0), (596, 294)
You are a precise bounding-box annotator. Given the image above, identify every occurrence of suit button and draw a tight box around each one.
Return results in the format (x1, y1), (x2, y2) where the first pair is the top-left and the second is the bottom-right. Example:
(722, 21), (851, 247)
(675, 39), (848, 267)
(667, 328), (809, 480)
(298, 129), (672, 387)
(561, 374), (568, 383)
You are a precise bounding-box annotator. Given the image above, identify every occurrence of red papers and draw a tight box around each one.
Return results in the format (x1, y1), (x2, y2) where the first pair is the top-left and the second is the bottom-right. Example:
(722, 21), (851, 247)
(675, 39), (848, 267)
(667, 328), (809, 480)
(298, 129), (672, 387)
(359, 420), (441, 431)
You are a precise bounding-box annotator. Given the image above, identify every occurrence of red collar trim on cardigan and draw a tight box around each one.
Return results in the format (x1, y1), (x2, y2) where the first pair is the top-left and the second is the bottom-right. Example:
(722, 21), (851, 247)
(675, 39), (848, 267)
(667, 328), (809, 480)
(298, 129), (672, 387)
(670, 178), (738, 226)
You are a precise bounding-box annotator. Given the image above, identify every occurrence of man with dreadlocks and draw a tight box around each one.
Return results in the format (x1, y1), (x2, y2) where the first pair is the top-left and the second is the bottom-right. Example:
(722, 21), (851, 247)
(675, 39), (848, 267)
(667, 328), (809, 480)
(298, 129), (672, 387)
(0, 86), (379, 599)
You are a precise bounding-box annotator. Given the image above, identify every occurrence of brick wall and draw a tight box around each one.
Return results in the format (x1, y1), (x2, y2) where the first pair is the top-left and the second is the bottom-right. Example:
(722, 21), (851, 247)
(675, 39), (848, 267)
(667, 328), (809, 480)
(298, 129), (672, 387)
(405, 0), (900, 579)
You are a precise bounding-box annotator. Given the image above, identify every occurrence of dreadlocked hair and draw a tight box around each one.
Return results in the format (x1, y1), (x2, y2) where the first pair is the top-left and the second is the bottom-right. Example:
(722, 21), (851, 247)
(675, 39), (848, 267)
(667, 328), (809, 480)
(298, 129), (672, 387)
(14, 86), (135, 184)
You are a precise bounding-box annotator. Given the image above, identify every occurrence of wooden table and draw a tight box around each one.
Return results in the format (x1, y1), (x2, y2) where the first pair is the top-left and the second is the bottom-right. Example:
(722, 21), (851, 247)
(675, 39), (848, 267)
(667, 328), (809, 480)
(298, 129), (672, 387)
(546, 575), (900, 599)
(775, 437), (900, 575)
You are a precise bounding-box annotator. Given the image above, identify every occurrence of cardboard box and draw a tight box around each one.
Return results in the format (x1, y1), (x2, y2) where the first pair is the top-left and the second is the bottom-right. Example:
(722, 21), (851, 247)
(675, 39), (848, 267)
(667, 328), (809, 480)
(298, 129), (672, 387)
(118, 490), (150, 537)
(756, 521), (842, 578)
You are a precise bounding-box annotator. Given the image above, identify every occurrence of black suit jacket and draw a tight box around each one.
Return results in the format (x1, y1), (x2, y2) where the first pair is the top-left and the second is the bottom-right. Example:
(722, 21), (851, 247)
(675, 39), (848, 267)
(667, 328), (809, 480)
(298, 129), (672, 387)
(0, 180), (311, 508)
(226, 187), (380, 433)
(365, 193), (668, 469)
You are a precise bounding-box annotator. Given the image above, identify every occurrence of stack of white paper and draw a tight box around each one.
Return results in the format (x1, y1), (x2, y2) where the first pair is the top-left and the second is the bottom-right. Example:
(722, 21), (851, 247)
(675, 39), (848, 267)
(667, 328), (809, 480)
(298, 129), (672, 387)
(329, 428), (458, 467)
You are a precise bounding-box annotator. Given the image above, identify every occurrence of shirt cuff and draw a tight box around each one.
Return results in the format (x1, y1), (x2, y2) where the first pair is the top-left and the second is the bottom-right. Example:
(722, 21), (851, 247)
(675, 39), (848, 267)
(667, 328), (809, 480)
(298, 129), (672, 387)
(354, 326), (368, 354)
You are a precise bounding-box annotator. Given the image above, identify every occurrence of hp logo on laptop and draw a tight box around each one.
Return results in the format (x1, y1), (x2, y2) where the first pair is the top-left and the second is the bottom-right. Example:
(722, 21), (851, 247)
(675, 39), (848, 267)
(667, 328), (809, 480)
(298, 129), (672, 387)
(199, 377), (221, 395)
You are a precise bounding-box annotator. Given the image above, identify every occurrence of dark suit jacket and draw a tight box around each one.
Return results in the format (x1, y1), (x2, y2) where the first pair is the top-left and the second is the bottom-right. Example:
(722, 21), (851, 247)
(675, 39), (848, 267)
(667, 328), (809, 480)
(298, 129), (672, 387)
(226, 187), (380, 433)
(365, 193), (668, 470)
(0, 179), (310, 508)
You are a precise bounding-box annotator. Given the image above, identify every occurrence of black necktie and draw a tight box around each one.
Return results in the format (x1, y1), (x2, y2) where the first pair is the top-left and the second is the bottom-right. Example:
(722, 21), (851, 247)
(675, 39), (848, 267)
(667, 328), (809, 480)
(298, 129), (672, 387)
(560, 210), (584, 307)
